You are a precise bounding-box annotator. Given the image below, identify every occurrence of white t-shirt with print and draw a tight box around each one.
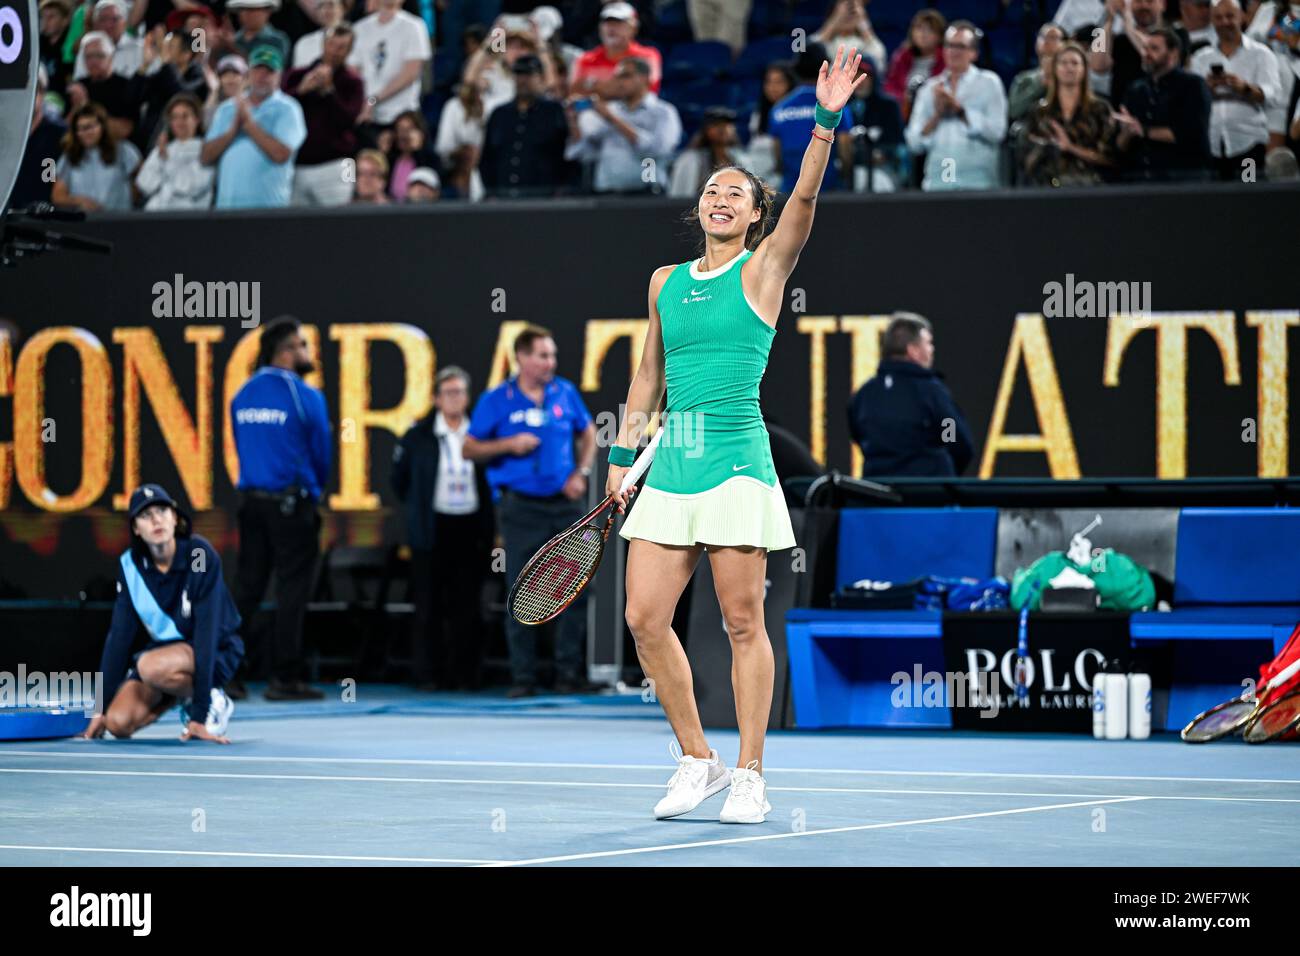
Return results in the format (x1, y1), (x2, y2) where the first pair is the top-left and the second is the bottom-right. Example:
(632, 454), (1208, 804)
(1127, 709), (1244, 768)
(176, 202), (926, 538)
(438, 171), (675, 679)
(348, 10), (432, 125)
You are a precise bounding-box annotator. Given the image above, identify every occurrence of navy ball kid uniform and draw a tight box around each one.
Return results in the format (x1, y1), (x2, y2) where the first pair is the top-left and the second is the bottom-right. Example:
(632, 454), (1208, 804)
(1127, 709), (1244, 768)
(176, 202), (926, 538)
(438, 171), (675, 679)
(100, 534), (244, 724)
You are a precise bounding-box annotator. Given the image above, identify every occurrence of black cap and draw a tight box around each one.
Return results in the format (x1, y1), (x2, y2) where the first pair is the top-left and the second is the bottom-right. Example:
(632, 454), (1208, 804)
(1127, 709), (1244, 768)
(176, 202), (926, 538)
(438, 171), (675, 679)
(128, 483), (186, 522)
(701, 105), (737, 124)
(511, 54), (543, 75)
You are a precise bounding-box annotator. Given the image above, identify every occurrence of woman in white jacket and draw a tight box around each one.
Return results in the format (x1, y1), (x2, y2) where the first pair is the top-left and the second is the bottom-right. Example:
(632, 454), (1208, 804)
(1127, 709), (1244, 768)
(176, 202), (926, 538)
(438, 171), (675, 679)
(136, 93), (215, 211)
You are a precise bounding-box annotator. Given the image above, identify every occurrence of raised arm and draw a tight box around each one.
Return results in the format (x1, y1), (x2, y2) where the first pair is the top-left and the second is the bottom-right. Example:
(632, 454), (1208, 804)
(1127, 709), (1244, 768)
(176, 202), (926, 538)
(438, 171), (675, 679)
(753, 45), (864, 282)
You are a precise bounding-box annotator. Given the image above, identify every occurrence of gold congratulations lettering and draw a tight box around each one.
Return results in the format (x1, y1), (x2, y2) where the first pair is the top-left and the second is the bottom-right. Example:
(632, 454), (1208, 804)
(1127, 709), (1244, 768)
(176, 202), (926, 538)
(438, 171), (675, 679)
(13, 328), (114, 511)
(486, 321), (533, 390)
(980, 314), (1080, 478)
(1245, 311), (1298, 478)
(797, 317), (839, 465)
(1103, 312), (1240, 478)
(328, 324), (434, 510)
(839, 315), (891, 477)
(0, 328), (12, 509)
(112, 327), (222, 510)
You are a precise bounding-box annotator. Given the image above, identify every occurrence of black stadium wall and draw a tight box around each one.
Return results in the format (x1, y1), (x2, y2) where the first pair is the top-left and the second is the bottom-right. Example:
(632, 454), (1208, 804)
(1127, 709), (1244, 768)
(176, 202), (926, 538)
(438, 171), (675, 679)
(0, 184), (1296, 597)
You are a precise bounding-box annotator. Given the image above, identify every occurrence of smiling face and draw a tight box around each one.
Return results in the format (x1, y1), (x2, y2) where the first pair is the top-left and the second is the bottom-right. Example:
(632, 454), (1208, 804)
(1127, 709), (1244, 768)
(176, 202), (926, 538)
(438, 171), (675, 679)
(238, 6), (271, 31)
(436, 374), (469, 417)
(912, 20), (939, 54)
(1211, 0), (1243, 41)
(83, 38), (112, 80)
(1036, 25), (1064, 63)
(698, 168), (759, 243)
(248, 63), (278, 97)
(763, 66), (793, 104)
(395, 115), (424, 152)
(133, 503), (178, 549)
(94, 3), (124, 39)
(516, 336), (557, 384)
(1131, 0), (1162, 28)
(599, 16), (635, 50)
(219, 69), (245, 96)
(41, 5), (69, 38)
(1053, 46), (1087, 87)
(943, 26), (978, 71)
(168, 101), (198, 140)
(75, 110), (104, 148)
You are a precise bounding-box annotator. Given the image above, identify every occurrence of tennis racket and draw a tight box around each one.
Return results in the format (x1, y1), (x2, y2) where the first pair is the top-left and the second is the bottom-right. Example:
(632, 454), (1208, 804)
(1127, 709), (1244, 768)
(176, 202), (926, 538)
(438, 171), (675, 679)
(1181, 653), (1300, 743)
(1243, 689), (1300, 744)
(507, 428), (662, 626)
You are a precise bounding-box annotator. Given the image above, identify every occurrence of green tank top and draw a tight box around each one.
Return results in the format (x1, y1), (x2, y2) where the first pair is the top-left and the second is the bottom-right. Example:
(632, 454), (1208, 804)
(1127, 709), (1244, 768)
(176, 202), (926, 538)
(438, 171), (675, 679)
(646, 248), (780, 495)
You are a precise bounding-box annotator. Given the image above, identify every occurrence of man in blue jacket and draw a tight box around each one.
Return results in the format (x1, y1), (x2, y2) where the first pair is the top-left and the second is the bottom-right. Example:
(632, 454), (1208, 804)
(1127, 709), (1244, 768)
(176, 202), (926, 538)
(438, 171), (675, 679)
(80, 484), (243, 743)
(229, 316), (332, 701)
(848, 312), (975, 477)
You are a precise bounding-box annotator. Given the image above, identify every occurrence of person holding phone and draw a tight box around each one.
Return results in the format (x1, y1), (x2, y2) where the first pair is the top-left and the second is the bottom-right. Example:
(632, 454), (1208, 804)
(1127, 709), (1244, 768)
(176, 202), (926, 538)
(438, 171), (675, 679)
(1189, 0), (1281, 178)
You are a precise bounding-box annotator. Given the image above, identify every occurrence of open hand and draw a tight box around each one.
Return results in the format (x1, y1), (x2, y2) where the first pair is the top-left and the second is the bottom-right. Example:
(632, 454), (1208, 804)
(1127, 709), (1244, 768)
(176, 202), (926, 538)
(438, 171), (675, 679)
(816, 44), (867, 114)
(182, 720), (230, 744)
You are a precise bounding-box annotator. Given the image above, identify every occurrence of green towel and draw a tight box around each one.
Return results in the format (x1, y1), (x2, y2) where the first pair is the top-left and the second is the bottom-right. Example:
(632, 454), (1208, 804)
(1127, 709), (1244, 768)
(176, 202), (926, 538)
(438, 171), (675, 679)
(1011, 549), (1155, 611)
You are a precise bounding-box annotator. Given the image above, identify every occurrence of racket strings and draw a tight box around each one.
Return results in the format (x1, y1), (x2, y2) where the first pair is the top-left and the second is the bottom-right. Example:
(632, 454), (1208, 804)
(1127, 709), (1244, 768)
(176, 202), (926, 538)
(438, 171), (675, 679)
(511, 522), (607, 624)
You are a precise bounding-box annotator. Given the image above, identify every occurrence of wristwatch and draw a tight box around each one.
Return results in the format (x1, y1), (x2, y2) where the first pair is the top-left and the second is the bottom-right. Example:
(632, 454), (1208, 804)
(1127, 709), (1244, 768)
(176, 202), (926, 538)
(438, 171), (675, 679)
(577, 466), (592, 478)
(366, 95), (378, 107)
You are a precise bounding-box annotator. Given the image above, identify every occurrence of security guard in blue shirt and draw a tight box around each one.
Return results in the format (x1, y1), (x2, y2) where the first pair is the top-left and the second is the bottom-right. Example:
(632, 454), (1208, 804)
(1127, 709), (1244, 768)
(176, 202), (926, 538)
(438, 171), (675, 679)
(229, 317), (332, 701)
(463, 325), (597, 697)
(80, 484), (243, 743)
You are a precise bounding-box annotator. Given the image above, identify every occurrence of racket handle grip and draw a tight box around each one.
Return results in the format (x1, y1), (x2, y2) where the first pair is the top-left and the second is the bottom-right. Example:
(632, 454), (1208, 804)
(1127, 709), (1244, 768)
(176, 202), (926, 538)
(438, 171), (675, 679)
(618, 428), (663, 494)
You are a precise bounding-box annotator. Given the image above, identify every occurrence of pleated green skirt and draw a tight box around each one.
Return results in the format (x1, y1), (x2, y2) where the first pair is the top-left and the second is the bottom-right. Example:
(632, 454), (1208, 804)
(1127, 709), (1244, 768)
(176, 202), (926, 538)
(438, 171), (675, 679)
(618, 475), (796, 551)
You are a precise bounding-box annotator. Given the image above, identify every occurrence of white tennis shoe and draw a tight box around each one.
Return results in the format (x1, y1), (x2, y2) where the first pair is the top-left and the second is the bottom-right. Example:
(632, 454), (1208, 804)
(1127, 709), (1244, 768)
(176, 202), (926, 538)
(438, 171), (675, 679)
(180, 688), (235, 736)
(719, 761), (771, 823)
(653, 741), (731, 819)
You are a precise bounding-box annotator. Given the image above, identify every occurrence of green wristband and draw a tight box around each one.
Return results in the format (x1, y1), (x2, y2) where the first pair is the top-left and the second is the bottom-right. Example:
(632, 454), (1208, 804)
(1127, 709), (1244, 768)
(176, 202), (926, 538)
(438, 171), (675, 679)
(814, 103), (841, 130)
(608, 445), (636, 468)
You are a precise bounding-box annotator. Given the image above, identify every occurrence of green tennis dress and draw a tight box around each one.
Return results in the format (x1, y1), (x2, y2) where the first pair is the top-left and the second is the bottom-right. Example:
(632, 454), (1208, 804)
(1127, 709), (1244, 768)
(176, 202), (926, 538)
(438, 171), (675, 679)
(619, 248), (796, 551)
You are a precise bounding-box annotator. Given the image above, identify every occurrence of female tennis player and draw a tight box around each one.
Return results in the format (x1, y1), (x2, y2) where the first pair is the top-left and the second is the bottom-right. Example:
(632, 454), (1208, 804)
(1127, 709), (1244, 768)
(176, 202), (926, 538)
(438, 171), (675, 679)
(607, 44), (865, 823)
(79, 483), (243, 744)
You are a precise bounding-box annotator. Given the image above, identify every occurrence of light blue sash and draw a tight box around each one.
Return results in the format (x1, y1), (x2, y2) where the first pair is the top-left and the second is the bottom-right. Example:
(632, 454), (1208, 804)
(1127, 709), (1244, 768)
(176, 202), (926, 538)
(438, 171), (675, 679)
(120, 552), (184, 642)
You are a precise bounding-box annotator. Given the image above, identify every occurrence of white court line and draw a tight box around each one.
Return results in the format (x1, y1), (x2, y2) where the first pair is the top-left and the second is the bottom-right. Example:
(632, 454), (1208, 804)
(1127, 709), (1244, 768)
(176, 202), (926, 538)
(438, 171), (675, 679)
(482, 797), (1153, 866)
(3, 766), (1295, 803)
(0, 844), (496, 864)
(3, 750), (1298, 786)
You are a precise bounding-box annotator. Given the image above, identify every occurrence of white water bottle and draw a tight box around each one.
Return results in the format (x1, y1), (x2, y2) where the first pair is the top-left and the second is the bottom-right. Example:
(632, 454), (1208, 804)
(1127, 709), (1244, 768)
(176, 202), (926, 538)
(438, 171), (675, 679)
(1128, 670), (1152, 740)
(1092, 674), (1106, 739)
(1103, 660), (1128, 739)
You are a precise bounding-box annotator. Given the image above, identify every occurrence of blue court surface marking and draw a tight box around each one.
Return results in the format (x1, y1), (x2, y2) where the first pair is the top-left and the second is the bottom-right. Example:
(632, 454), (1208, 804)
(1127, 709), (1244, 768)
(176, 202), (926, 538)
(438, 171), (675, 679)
(1, 687), (1297, 867)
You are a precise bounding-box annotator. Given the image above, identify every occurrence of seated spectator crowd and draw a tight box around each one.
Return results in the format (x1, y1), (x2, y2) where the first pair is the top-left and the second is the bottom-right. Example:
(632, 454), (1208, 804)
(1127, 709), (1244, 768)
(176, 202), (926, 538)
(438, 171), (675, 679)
(15, 0), (1299, 213)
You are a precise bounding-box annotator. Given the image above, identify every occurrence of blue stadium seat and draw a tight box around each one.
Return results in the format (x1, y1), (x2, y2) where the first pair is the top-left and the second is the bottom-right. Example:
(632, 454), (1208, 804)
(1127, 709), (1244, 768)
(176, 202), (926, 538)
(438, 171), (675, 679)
(869, 0), (920, 33)
(1173, 508), (1300, 605)
(654, 0), (694, 45)
(947, 0), (1003, 26)
(747, 0), (791, 40)
(728, 36), (798, 80)
(836, 507), (1000, 588)
(664, 40), (734, 82)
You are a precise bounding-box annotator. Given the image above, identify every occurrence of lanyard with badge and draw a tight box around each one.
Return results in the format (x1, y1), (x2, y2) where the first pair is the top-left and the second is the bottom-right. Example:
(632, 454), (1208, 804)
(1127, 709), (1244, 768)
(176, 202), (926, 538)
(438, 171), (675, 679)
(439, 430), (474, 508)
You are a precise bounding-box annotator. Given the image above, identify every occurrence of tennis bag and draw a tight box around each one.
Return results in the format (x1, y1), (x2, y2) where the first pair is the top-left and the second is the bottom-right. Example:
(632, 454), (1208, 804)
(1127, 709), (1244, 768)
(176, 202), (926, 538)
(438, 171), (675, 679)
(1255, 625), (1300, 741)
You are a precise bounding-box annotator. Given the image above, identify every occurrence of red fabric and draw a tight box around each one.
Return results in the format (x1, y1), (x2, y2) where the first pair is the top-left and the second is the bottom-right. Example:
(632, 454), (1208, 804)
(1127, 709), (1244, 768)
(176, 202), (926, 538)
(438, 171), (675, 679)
(570, 40), (663, 93)
(1258, 624), (1300, 707)
(883, 44), (945, 103)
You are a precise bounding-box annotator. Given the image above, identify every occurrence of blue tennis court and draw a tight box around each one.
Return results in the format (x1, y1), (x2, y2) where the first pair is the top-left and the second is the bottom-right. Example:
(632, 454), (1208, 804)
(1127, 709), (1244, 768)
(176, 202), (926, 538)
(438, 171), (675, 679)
(1, 687), (1296, 867)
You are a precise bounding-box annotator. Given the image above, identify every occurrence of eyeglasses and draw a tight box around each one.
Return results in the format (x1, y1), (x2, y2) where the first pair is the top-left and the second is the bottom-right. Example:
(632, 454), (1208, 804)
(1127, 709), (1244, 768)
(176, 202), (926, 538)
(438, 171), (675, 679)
(943, 41), (975, 50)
